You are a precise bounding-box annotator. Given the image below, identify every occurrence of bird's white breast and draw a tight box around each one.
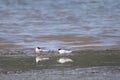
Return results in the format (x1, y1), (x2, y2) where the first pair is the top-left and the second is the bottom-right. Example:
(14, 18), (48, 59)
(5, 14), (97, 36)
(59, 49), (72, 54)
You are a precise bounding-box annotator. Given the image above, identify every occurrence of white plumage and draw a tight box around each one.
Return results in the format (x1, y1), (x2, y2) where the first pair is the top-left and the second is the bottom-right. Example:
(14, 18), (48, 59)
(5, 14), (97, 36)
(36, 57), (49, 63)
(58, 49), (72, 54)
(57, 57), (73, 63)
(35, 47), (48, 53)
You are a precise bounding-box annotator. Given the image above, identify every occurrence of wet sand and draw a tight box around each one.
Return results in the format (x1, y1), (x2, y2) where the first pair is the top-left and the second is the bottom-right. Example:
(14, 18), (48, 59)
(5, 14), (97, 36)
(0, 49), (120, 80)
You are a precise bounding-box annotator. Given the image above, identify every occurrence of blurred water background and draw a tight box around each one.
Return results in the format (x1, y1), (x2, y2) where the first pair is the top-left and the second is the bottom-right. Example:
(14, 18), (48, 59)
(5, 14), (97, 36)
(0, 0), (120, 80)
(0, 0), (120, 50)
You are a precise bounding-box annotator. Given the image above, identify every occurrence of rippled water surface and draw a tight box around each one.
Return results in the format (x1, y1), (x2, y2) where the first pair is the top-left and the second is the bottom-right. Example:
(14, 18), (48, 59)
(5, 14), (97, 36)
(0, 0), (120, 50)
(0, 0), (120, 80)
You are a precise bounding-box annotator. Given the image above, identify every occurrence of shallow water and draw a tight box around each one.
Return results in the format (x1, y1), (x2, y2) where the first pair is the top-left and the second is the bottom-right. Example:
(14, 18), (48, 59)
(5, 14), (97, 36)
(0, 0), (120, 79)
(0, 0), (120, 50)
(0, 50), (120, 80)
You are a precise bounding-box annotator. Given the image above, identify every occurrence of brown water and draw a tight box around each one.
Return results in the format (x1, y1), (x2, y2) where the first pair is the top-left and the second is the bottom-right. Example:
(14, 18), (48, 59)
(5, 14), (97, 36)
(0, 0), (120, 50)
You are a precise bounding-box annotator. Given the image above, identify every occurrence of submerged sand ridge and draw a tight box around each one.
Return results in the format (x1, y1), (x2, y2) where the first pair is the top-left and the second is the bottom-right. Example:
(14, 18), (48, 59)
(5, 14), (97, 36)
(38, 35), (120, 50)
(0, 34), (120, 50)
(0, 37), (21, 49)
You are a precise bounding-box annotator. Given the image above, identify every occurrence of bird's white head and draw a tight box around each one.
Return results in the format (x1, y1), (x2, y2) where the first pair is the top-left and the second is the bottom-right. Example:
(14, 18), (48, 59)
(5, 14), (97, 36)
(35, 47), (42, 53)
